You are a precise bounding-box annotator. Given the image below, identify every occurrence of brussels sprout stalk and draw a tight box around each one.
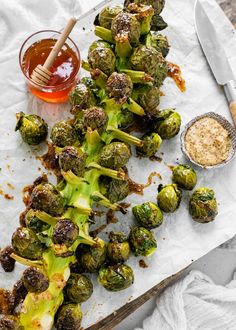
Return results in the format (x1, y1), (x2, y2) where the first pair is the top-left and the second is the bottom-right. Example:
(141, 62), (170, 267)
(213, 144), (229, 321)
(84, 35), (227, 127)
(120, 69), (153, 84)
(95, 26), (114, 43)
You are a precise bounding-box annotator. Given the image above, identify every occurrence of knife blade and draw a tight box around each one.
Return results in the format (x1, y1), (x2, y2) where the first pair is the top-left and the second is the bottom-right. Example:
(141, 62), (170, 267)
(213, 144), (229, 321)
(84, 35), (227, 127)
(195, 0), (236, 125)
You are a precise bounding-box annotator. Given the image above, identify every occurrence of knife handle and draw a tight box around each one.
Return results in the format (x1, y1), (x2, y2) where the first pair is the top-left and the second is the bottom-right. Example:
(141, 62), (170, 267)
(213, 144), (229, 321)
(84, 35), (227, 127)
(224, 80), (236, 126)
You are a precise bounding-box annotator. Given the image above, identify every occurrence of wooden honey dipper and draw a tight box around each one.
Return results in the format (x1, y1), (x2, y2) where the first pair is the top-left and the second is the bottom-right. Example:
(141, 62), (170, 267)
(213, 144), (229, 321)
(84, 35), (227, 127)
(31, 17), (77, 86)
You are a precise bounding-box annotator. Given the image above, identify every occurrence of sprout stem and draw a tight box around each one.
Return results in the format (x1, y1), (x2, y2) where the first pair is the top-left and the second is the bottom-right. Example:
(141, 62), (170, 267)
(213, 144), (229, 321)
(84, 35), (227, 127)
(90, 69), (108, 89)
(87, 162), (125, 180)
(82, 60), (91, 71)
(120, 69), (153, 84)
(11, 253), (43, 268)
(127, 98), (145, 116)
(61, 170), (86, 185)
(34, 211), (58, 226)
(95, 26), (114, 43)
(115, 34), (132, 59)
(91, 191), (120, 211)
(72, 203), (92, 215)
(109, 127), (143, 147)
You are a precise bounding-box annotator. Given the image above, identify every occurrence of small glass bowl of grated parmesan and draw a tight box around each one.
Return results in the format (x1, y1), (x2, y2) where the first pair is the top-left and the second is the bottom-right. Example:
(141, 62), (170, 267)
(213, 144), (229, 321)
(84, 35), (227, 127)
(181, 112), (236, 169)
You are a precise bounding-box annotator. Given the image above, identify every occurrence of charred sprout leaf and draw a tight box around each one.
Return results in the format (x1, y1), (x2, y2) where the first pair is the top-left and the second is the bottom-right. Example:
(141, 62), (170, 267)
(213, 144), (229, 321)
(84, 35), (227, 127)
(145, 32), (169, 57)
(12, 227), (44, 260)
(129, 226), (157, 256)
(111, 12), (141, 45)
(172, 164), (197, 190)
(107, 231), (131, 263)
(99, 6), (123, 29)
(69, 83), (96, 112)
(132, 202), (163, 229)
(157, 184), (182, 213)
(0, 316), (23, 330)
(99, 142), (131, 169)
(106, 72), (133, 104)
(99, 176), (130, 203)
(22, 267), (49, 293)
(118, 108), (134, 129)
(15, 112), (48, 145)
(189, 188), (218, 223)
(64, 273), (93, 303)
(25, 209), (50, 233)
(30, 183), (64, 216)
(137, 132), (162, 157)
(59, 146), (87, 177)
(51, 120), (77, 147)
(0, 246), (15, 272)
(155, 109), (181, 139)
(132, 84), (160, 116)
(55, 303), (83, 330)
(76, 238), (106, 273)
(84, 107), (108, 134)
(88, 46), (116, 76)
(151, 14), (167, 31)
(130, 45), (168, 87)
(52, 219), (78, 247)
(98, 263), (134, 291)
(89, 40), (112, 52)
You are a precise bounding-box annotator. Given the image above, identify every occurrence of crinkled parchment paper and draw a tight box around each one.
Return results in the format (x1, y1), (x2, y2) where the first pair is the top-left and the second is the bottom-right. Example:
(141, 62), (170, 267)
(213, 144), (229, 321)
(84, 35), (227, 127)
(0, 0), (236, 327)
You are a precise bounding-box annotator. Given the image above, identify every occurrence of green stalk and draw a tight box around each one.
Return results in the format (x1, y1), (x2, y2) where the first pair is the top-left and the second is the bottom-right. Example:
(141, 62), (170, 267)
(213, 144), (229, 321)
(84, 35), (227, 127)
(95, 26), (114, 43)
(120, 69), (153, 84)
(108, 127), (143, 147)
(126, 98), (145, 116)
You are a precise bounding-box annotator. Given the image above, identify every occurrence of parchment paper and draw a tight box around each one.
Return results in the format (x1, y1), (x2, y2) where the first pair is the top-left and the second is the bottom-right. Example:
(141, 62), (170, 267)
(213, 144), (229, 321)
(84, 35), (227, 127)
(0, 0), (236, 328)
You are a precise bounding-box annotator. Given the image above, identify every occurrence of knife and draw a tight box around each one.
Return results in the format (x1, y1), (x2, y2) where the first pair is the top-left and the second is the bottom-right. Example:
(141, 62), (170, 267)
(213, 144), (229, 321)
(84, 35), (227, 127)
(195, 0), (236, 125)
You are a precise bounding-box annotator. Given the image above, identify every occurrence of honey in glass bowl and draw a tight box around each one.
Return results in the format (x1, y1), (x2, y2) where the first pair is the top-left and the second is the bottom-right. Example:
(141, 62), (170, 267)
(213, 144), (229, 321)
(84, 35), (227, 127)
(19, 30), (80, 103)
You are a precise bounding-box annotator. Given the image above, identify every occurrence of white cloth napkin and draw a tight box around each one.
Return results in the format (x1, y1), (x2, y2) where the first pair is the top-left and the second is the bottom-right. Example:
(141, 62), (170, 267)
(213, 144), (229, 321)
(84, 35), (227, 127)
(135, 270), (236, 330)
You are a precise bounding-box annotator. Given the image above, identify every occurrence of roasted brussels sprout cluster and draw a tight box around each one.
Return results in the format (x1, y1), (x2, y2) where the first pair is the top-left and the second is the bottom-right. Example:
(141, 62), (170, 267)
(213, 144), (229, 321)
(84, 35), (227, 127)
(129, 226), (157, 256)
(15, 112), (48, 145)
(172, 164), (197, 190)
(0, 316), (23, 330)
(30, 183), (64, 216)
(111, 12), (141, 45)
(99, 142), (131, 169)
(157, 184), (182, 213)
(154, 109), (182, 139)
(189, 188), (218, 223)
(69, 82), (96, 112)
(145, 32), (169, 57)
(22, 267), (49, 293)
(133, 202), (163, 229)
(106, 72), (133, 104)
(107, 232), (131, 263)
(98, 263), (134, 291)
(52, 219), (78, 248)
(99, 6), (123, 29)
(76, 238), (106, 273)
(59, 146), (87, 177)
(137, 132), (162, 157)
(88, 45), (116, 76)
(25, 209), (50, 233)
(64, 273), (93, 303)
(55, 303), (83, 330)
(84, 107), (108, 134)
(132, 84), (160, 115)
(100, 176), (130, 203)
(51, 120), (77, 147)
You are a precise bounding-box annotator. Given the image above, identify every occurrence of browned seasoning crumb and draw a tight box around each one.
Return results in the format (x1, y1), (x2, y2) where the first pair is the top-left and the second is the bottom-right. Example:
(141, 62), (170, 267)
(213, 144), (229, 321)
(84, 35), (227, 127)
(139, 260), (148, 268)
(6, 164), (10, 170)
(38, 142), (61, 179)
(106, 209), (118, 224)
(0, 246), (15, 272)
(7, 183), (14, 190)
(0, 189), (14, 200)
(164, 162), (174, 171)
(38, 167), (42, 171)
(167, 62), (186, 92)
(149, 155), (163, 162)
(22, 174), (48, 206)
(90, 225), (107, 238)
(0, 288), (12, 315)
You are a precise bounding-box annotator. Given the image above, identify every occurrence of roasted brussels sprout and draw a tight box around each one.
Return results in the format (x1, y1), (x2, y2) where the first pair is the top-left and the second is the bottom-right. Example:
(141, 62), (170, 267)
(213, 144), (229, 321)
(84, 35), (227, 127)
(30, 183), (64, 216)
(12, 227), (44, 260)
(107, 232), (131, 263)
(124, 0), (165, 16)
(130, 45), (168, 86)
(157, 184), (182, 213)
(0, 246), (15, 272)
(145, 32), (169, 57)
(83, 107), (108, 134)
(133, 84), (160, 115)
(189, 188), (218, 223)
(99, 6), (123, 29)
(106, 72), (133, 104)
(64, 273), (93, 303)
(55, 303), (82, 330)
(129, 226), (157, 256)
(137, 132), (162, 157)
(100, 177), (130, 203)
(88, 46), (116, 76)
(118, 108), (134, 129)
(52, 219), (78, 248)
(111, 12), (141, 45)
(126, 3), (154, 35)
(22, 267), (49, 293)
(172, 164), (197, 190)
(69, 83), (96, 111)
(25, 209), (50, 233)
(59, 146), (87, 177)
(98, 264), (134, 291)
(0, 316), (23, 330)
(51, 121), (77, 147)
(15, 112), (48, 145)
(99, 142), (131, 169)
(76, 238), (106, 273)
(89, 40), (112, 53)
(132, 202), (163, 229)
(154, 109), (181, 139)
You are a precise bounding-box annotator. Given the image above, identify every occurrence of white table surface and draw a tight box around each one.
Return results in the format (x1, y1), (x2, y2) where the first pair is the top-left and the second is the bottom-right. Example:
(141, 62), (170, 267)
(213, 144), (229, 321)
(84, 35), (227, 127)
(115, 248), (236, 330)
